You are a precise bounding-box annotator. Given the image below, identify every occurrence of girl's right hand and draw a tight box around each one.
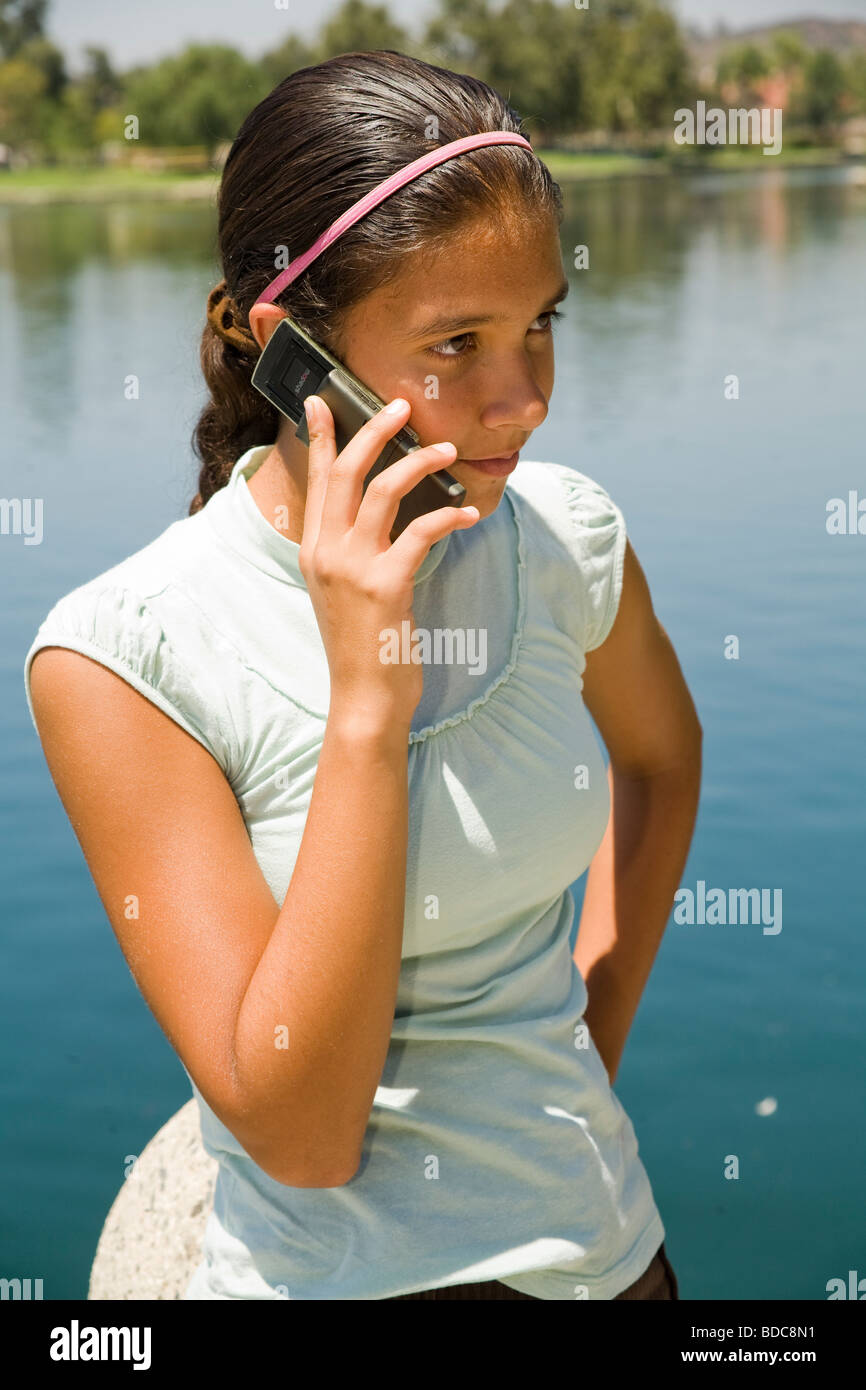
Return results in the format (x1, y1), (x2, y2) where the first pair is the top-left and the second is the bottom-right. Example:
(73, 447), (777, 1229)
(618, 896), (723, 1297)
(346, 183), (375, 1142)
(298, 394), (480, 730)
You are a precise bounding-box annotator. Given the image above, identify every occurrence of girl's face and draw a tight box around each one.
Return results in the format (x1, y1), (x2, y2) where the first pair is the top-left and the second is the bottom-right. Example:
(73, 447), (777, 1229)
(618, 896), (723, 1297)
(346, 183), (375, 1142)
(332, 208), (568, 524)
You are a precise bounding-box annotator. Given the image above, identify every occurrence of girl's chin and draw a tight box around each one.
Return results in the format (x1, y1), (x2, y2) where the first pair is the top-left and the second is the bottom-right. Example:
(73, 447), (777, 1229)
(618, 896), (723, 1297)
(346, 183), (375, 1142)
(387, 484), (505, 542)
(462, 479), (507, 512)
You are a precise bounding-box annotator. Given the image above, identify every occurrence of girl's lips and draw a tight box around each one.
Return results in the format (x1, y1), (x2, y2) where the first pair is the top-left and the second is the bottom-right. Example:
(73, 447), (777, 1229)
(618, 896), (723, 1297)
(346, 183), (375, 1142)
(455, 451), (519, 477)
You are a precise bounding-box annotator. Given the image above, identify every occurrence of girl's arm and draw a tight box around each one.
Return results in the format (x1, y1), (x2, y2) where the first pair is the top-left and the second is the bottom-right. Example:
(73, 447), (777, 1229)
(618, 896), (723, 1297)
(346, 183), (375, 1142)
(576, 540), (703, 1084)
(28, 647), (413, 1189)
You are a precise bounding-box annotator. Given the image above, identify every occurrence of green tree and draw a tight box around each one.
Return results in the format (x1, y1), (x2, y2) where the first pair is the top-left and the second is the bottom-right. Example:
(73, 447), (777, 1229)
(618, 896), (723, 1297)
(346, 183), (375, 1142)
(424, 0), (499, 71)
(575, 0), (692, 134)
(319, 0), (409, 55)
(123, 44), (271, 155)
(0, 0), (46, 59)
(46, 81), (97, 155)
(716, 41), (770, 95)
(16, 33), (63, 96)
(609, 3), (694, 131)
(497, 0), (588, 137)
(79, 46), (122, 112)
(424, 0), (691, 138)
(0, 52), (46, 148)
(771, 28), (808, 77)
(261, 34), (322, 91)
(843, 51), (866, 117)
(426, 0), (588, 137)
(579, 2), (628, 129)
(804, 49), (845, 131)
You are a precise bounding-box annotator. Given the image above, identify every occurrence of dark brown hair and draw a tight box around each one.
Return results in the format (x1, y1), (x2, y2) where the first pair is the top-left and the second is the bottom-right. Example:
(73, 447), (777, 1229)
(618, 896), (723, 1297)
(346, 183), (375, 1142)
(189, 49), (563, 515)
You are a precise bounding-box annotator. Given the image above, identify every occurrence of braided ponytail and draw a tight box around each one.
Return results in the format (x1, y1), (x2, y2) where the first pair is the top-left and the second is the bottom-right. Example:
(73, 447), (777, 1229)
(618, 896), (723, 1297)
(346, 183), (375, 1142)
(188, 51), (561, 516)
(188, 282), (276, 515)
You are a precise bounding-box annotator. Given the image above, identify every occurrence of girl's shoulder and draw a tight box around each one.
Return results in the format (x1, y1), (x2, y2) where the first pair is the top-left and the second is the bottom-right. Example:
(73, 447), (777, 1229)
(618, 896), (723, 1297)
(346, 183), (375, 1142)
(506, 458), (628, 654)
(508, 457), (625, 541)
(23, 509), (240, 777)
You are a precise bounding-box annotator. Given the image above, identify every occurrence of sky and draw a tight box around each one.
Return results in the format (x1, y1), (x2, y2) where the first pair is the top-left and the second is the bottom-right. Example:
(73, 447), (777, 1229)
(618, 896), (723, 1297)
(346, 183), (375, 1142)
(46, 0), (866, 75)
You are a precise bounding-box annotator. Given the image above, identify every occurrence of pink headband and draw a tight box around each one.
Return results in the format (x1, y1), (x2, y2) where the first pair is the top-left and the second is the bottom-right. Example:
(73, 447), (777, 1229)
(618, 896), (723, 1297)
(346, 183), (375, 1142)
(253, 131), (533, 307)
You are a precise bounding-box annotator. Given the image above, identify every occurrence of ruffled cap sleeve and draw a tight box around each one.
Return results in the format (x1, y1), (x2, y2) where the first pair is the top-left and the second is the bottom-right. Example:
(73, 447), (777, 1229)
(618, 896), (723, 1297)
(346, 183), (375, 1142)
(23, 584), (235, 776)
(555, 466), (627, 653)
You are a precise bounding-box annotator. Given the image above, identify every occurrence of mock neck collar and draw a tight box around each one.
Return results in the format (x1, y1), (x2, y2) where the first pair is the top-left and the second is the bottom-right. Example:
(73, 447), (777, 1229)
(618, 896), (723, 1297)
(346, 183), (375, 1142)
(201, 444), (453, 589)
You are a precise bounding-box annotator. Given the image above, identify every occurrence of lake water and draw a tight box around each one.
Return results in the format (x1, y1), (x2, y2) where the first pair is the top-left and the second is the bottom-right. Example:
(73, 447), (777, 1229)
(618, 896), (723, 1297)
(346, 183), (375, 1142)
(2, 165), (865, 1300)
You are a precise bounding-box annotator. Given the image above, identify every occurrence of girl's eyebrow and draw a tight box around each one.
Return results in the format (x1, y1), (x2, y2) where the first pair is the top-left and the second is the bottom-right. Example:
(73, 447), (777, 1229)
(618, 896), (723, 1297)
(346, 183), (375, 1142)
(399, 278), (570, 341)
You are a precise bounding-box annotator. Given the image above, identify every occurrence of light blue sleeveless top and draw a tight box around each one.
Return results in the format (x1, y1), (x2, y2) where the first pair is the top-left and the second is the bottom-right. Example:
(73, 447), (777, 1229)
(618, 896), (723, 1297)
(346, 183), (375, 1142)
(23, 445), (665, 1299)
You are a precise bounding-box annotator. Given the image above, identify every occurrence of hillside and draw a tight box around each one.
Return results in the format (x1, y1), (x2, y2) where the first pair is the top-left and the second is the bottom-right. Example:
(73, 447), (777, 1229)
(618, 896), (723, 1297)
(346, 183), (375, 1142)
(686, 16), (866, 68)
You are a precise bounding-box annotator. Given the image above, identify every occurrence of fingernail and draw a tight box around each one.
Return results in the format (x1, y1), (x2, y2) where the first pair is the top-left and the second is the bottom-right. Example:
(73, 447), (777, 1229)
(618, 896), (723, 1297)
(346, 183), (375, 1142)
(383, 398), (408, 415)
(304, 395), (319, 423)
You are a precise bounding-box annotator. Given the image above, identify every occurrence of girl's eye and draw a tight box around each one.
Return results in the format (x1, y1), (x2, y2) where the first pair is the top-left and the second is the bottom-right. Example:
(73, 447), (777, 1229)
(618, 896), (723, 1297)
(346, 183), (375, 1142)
(426, 308), (563, 359)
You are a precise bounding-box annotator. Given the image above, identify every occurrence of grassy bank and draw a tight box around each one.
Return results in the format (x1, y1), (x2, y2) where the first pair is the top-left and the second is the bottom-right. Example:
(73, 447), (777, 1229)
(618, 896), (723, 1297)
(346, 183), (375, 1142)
(542, 145), (854, 179)
(0, 146), (858, 203)
(0, 166), (219, 203)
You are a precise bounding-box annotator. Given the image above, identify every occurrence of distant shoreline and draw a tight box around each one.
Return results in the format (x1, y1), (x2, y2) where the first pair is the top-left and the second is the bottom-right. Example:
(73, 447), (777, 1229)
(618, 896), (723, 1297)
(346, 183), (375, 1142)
(0, 148), (860, 204)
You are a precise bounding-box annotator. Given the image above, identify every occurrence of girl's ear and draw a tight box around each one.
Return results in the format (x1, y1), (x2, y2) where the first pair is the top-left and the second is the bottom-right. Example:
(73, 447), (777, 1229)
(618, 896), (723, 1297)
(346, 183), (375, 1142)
(249, 304), (287, 353)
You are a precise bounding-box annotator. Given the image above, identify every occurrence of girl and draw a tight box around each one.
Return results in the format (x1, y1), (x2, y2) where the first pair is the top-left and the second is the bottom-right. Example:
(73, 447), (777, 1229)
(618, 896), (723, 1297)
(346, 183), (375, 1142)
(24, 50), (700, 1300)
